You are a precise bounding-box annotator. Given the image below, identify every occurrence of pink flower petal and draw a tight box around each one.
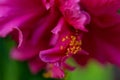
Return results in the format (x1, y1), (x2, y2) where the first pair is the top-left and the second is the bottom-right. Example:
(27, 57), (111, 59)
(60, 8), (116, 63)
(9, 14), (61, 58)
(51, 65), (64, 78)
(40, 47), (65, 63)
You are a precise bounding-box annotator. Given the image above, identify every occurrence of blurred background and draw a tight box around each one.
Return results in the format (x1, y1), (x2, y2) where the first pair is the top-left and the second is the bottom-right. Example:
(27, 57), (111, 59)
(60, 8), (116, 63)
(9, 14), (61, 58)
(0, 37), (117, 80)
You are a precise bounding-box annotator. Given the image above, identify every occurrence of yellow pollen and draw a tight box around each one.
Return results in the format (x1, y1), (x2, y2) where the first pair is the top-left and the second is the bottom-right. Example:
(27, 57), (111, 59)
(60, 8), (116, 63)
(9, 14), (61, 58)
(71, 46), (76, 50)
(73, 50), (79, 54)
(79, 47), (82, 51)
(62, 38), (66, 42)
(72, 37), (76, 40)
(79, 40), (82, 45)
(66, 52), (69, 56)
(70, 36), (74, 38)
(76, 46), (80, 50)
(60, 46), (64, 50)
(75, 40), (81, 45)
(69, 41), (74, 46)
(66, 35), (82, 55)
(75, 41), (79, 45)
(66, 36), (69, 39)
(70, 48), (74, 53)
(67, 48), (70, 52)
(61, 34), (82, 56)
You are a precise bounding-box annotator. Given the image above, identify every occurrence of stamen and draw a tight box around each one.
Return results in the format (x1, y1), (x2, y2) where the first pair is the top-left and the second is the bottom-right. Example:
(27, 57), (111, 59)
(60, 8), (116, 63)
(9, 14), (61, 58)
(66, 36), (69, 39)
(60, 31), (82, 56)
(66, 35), (82, 55)
(60, 46), (64, 50)
(62, 38), (66, 42)
(69, 41), (74, 46)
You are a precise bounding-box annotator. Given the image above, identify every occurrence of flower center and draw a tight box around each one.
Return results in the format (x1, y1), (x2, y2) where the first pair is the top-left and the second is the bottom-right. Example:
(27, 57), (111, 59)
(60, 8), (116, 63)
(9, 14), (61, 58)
(60, 31), (82, 56)
(66, 35), (82, 55)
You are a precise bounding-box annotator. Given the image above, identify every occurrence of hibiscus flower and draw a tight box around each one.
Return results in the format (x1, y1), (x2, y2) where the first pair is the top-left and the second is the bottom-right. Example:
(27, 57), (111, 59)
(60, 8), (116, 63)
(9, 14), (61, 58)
(40, 0), (120, 70)
(0, 0), (120, 79)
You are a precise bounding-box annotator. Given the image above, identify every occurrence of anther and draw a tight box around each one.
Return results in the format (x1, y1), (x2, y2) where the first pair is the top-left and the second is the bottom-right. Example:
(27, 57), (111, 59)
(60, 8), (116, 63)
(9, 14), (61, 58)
(60, 46), (64, 50)
(66, 36), (69, 39)
(62, 38), (66, 42)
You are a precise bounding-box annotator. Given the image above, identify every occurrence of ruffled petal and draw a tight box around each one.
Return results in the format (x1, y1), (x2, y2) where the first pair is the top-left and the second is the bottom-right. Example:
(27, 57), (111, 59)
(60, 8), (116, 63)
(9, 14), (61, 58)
(40, 47), (65, 63)
(51, 65), (64, 78)
(41, 0), (53, 10)
(56, 0), (90, 31)
(10, 27), (23, 47)
(50, 18), (64, 46)
(73, 50), (90, 66)
(73, 55), (90, 66)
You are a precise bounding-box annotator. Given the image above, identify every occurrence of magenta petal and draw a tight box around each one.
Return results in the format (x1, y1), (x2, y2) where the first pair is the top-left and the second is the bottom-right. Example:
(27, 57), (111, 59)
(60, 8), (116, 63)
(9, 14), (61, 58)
(10, 27), (23, 47)
(31, 8), (60, 45)
(0, 0), (45, 10)
(28, 57), (46, 74)
(42, 0), (51, 10)
(71, 49), (89, 66)
(51, 18), (64, 34)
(51, 65), (64, 78)
(0, 11), (41, 47)
(73, 52), (89, 66)
(80, 0), (120, 65)
(81, 0), (120, 28)
(10, 45), (39, 61)
(0, 6), (11, 19)
(67, 11), (90, 32)
(50, 18), (64, 46)
(92, 36), (120, 66)
(40, 47), (65, 63)
(0, 11), (40, 37)
(79, 49), (89, 55)
(62, 63), (75, 71)
(50, 34), (59, 46)
(57, 0), (90, 32)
